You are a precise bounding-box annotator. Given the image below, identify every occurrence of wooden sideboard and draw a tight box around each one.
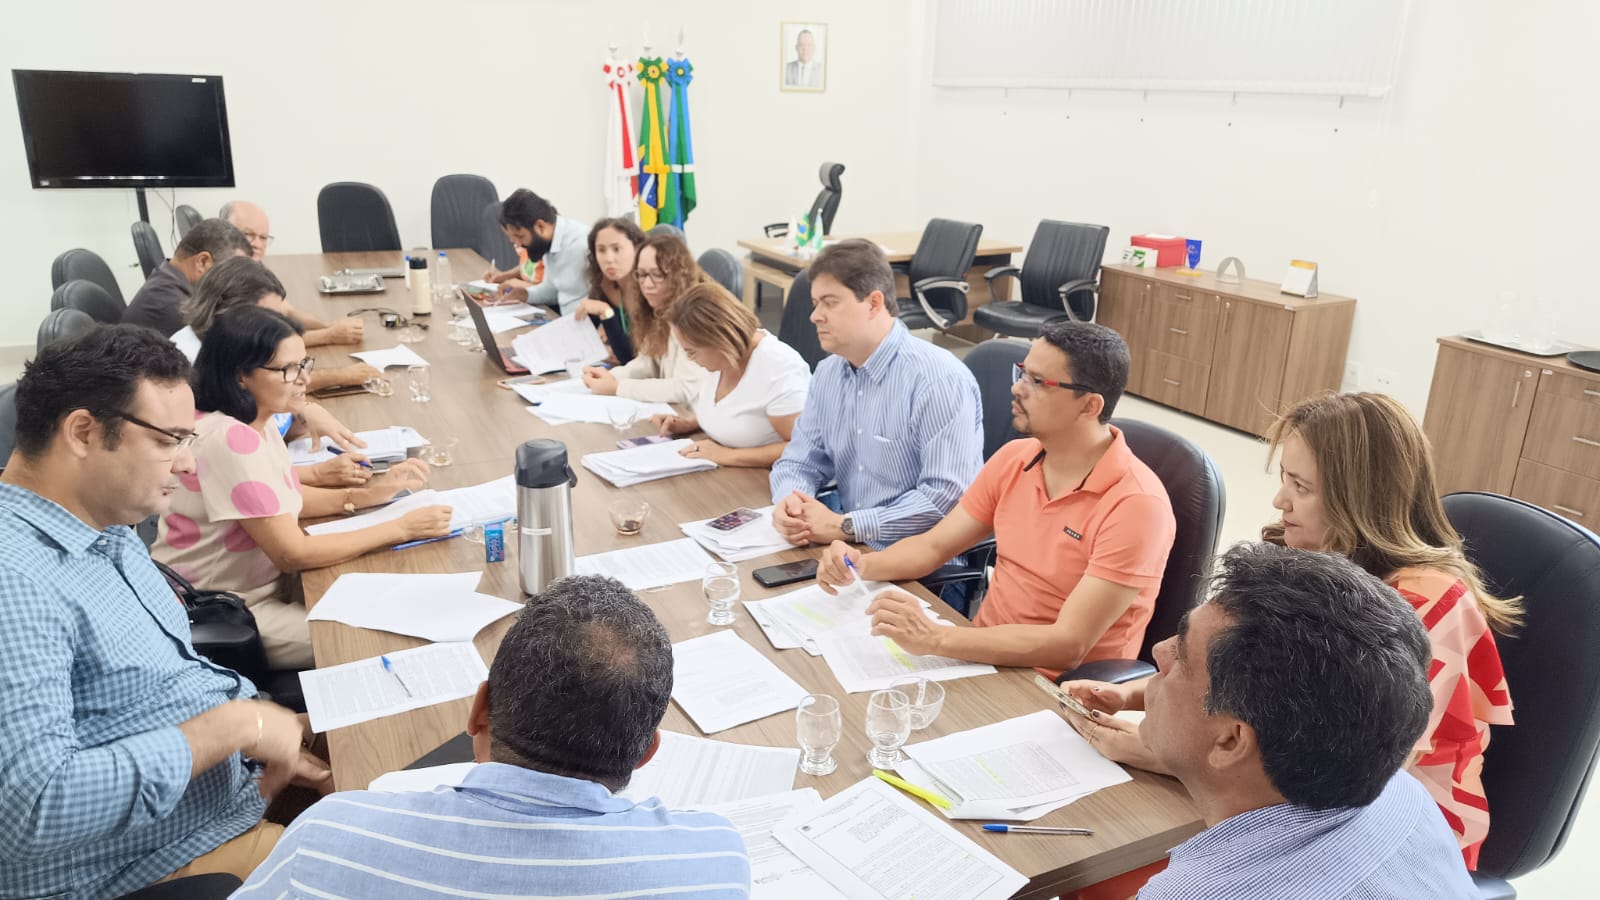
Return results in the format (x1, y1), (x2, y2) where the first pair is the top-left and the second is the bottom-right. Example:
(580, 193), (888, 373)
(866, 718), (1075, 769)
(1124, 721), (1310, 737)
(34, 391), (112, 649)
(1096, 264), (1356, 436)
(1423, 336), (1600, 524)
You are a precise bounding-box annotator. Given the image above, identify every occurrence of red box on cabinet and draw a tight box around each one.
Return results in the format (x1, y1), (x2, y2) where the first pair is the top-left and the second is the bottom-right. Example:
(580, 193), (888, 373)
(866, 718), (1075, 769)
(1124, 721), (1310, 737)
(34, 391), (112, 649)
(1130, 234), (1187, 268)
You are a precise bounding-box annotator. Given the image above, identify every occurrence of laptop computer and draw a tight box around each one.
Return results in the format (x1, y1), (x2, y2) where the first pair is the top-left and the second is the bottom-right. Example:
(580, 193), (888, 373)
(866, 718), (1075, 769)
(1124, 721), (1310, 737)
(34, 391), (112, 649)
(465, 295), (533, 374)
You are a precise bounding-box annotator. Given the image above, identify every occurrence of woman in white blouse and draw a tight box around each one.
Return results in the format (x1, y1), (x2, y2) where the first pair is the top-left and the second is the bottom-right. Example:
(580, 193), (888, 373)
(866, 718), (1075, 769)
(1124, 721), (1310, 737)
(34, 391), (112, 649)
(580, 231), (708, 405)
(651, 282), (811, 468)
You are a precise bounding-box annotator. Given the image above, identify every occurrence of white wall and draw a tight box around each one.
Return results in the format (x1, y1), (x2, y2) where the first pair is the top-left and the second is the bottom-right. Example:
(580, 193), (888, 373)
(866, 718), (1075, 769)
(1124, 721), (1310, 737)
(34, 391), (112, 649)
(0, 0), (925, 348)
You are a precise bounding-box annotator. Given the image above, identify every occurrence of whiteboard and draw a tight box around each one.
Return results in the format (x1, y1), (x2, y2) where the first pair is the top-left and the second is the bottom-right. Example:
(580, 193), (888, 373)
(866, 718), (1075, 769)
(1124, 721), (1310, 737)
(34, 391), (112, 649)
(932, 0), (1410, 97)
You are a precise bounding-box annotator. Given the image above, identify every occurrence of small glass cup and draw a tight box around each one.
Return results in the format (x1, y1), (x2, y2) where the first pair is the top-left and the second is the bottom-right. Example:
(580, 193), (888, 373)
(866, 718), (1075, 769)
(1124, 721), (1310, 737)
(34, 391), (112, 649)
(408, 366), (431, 403)
(703, 561), (740, 626)
(564, 357), (584, 381)
(865, 689), (912, 768)
(608, 497), (650, 536)
(450, 322), (475, 347)
(425, 437), (458, 467)
(449, 292), (468, 319)
(796, 693), (843, 776)
(363, 376), (393, 397)
(460, 523), (485, 544)
(396, 324), (424, 344)
(889, 676), (946, 731)
(606, 404), (636, 433)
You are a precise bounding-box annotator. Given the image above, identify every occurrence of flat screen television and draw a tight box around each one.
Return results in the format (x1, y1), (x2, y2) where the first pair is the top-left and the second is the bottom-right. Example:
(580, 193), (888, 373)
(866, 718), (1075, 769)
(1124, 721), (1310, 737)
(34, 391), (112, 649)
(13, 69), (234, 189)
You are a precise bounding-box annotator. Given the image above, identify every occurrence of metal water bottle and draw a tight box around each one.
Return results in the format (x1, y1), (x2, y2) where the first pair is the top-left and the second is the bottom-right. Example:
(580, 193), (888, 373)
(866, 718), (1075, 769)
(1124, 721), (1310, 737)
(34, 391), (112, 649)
(515, 439), (577, 597)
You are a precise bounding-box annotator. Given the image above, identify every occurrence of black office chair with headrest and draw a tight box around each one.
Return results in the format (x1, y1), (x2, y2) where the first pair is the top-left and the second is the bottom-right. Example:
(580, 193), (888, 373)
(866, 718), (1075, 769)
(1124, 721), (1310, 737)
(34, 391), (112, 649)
(777, 270), (827, 372)
(764, 161), (846, 239)
(1055, 417), (1227, 684)
(1441, 492), (1600, 899)
(896, 219), (983, 334)
(50, 279), (126, 324)
(431, 174), (498, 252)
(174, 204), (204, 238)
(131, 221), (164, 279)
(317, 182), (403, 253)
(975, 220), (1110, 338)
(0, 383), (16, 474)
(478, 199), (518, 270)
(36, 307), (98, 351)
(963, 339), (1028, 461)
(51, 248), (125, 304)
(698, 248), (744, 299)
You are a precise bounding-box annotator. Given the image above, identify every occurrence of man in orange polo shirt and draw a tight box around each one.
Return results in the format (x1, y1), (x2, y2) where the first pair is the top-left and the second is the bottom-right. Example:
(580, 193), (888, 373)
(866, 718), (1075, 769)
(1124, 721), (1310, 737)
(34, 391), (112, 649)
(817, 321), (1175, 677)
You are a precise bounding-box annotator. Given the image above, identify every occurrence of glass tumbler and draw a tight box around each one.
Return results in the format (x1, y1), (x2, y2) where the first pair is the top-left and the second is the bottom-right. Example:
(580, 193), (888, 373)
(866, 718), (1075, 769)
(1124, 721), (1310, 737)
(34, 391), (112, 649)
(865, 689), (912, 769)
(796, 693), (843, 776)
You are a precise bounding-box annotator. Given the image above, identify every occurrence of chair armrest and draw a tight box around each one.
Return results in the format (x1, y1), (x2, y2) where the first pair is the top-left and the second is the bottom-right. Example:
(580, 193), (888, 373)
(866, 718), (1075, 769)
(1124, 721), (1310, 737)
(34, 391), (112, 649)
(918, 563), (986, 589)
(913, 276), (971, 294)
(763, 222), (788, 238)
(984, 265), (1022, 291)
(912, 277), (972, 333)
(1054, 658), (1156, 685)
(1055, 277), (1099, 321)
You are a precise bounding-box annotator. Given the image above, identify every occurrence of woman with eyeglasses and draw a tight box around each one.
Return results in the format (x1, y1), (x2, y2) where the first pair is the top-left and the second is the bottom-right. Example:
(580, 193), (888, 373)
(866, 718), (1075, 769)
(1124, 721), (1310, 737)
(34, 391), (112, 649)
(154, 306), (452, 670)
(580, 231), (708, 404)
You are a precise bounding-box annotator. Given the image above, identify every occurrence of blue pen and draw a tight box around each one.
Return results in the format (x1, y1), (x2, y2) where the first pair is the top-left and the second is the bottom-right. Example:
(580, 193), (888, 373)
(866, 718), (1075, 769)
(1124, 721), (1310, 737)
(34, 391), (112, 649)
(380, 655), (413, 698)
(843, 556), (872, 603)
(327, 446), (372, 469)
(982, 824), (1095, 836)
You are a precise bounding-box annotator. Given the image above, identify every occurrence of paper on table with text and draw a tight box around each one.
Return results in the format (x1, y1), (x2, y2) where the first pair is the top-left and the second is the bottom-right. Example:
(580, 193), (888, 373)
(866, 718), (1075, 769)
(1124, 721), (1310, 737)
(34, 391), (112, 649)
(580, 439), (718, 487)
(772, 776), (1026, 900)
(744, 581), (899, 656)
(304, 475), (516, 536)
(300, 642), (488, 733)
(670, 630), (810, 733)
(575, 537), (718, 591)
(509, 313), (608, 374)
(618, 730), (799, 809)
(304, 488), (444, 536)
(702, 789), (846, 900)
(529, 392), (675, 426)
(681, 506), (794, 563)
(288, 425), (427, 465)
(351, 344), (430, 370)
(814, 631), (998, 693)
(306, 571), (521, 644)
(510, 378), (592, 405)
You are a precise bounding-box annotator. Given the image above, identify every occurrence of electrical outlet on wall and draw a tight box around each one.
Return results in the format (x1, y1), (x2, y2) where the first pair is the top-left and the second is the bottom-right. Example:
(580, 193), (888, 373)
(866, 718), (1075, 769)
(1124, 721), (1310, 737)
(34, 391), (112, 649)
(1374, 368), (1397, 390)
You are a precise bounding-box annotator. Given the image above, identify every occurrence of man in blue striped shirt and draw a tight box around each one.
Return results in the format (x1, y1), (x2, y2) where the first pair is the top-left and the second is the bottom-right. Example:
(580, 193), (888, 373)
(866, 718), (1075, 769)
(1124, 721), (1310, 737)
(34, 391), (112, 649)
(1134, 544), (1475, 898)
(235, 575), (751, 898)
(770, 239), (983, 551)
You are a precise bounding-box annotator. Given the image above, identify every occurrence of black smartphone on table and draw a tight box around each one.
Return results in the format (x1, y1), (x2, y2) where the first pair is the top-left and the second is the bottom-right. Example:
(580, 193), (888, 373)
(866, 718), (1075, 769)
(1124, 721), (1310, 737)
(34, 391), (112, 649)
(753, 559), (819, 588)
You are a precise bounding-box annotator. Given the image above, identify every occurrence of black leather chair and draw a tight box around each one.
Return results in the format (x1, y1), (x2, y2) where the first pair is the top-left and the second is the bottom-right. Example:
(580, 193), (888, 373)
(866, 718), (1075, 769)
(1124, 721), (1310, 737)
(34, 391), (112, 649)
(51, 279), (126, 324)
(896, 219), (982, 333)
(1442, 492), (1600, 899)
(478, 199), (518, 270)
(650, 223), (686, 244)
(0, 383), (16, 474)
(174, 204), (204, 238)
(764, 161), (846, 238)
(317, 182), (402, 253)
(777, 270), (827, 372)
(431, 174), (498, 251)
(698, 248), (743, 298)
(131, 221), (164, 278)
(117, 873), (242, 899)
(963, 339), (1028, 461)
(36, 307), (97, 351)
(1055, 417), (1227, 684)
(51, 248), (125, 304)
(974, 220), (1110, 337)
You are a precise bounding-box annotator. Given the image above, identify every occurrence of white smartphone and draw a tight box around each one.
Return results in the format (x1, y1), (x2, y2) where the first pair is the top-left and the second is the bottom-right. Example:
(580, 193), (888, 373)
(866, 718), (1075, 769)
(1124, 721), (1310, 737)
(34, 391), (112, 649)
(1034, 674), (1094, 718)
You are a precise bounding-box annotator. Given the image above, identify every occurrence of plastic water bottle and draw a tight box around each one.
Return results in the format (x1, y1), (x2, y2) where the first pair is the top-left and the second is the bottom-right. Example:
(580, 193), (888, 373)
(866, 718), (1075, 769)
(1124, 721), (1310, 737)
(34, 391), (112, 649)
(434, 252), (454, 292)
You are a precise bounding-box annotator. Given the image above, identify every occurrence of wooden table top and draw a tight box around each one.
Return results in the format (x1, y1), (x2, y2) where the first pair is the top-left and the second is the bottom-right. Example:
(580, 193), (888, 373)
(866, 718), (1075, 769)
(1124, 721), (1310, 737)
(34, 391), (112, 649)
(1102, 263), (1356, 310)
(738, 231), (1024, 266)
(268, 250), (1201, 896)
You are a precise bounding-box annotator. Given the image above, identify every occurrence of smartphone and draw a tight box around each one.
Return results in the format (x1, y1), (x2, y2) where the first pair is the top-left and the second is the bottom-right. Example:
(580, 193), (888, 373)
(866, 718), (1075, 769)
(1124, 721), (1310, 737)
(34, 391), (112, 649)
(497, 374), (547, 390)
(708, 507), (762, 532)
(1034, 673), (1094, 718)
(310, 383), (368, 399)
(753, 559), (820, 588)
(617, 434), (671, 450)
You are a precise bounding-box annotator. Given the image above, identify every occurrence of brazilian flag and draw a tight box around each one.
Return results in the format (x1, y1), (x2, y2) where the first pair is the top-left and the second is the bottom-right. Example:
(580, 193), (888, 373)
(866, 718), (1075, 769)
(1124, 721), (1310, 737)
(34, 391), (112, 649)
(635, 57), (669, 229)
(659, 57), (697, 229)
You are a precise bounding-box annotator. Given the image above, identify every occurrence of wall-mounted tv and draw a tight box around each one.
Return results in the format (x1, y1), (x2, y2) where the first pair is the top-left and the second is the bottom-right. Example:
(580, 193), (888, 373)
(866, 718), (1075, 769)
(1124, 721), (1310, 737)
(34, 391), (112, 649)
(13, 68), (234, 189)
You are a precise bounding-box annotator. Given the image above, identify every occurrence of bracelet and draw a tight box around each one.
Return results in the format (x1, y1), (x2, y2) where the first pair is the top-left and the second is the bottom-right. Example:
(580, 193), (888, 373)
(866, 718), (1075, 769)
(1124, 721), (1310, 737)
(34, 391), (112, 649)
(251, 705), (264, 756)
(343, 489), (357, 515)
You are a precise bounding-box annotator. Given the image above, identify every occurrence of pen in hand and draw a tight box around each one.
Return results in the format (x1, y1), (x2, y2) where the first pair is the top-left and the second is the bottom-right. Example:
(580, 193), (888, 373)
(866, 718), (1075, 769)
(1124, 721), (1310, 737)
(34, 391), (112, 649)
(327, 446), (372, 469)
(380, 655), (413, 698)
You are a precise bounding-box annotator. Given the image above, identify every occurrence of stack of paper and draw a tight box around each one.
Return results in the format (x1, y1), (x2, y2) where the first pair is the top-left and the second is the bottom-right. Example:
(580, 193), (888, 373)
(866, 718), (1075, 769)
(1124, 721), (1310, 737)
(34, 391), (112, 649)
(670, 630), (809, 733)
(529, 393), (674, 426)
(509, 314), (608, 374)
(581, 440), (717, 487)
(299, 642), (488, 732)
(306, 571), (521, 643)
(680, 506), (794, 563)
(288, 426), (428, 466)
(352, 344), (430, 369)
(744, 581), (899, 655)
(815, 630), (997, 693)
(702, 790), (847, 899)
(305, 475), (517, 536)
(574, 537), (716, 591)
(510, 379), (591, 405)
(621, 731), (800, 809)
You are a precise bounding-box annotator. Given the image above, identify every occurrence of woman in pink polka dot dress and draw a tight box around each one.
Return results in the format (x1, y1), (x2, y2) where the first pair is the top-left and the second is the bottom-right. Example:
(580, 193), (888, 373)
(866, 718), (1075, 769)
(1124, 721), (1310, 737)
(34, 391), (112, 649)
(154, 307), (453, 670)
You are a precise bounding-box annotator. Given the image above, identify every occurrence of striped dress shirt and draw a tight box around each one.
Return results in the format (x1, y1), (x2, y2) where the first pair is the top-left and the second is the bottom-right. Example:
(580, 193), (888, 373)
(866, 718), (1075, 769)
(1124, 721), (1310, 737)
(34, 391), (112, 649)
(770, 322), (984, 548)
(1139, 771), (1477, 899)
(0, 483), (264, 900)
(233, 762), (751, 898)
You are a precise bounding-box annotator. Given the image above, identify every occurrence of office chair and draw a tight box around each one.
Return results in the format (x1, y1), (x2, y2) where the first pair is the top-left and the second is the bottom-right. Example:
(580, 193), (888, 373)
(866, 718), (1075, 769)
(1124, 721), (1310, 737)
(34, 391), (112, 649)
(1055, 417), (1226, 684)
(974, 220), (1110, 338)
(131, 221), (164, 279)
(1441, 492), (1600, 899)
(764, 161), (845, 238)
(698, 248), (744, 299)
(0, 383), (16, 475)
(50, 279), (126, 324)
(36, 307), (97, 351)
(174, 204), (204, 238)
(317, 181), (403, 253)
(650, 223), (686, 244)
(963, 339), (1029, 461)
(117, 873), (242, 899)
(777, 270), (827, 372)
(896, 218), (983, 334)
(431, 174), (498, 252)
(478, 199), (518, 271)
(50, 248), (125, 304)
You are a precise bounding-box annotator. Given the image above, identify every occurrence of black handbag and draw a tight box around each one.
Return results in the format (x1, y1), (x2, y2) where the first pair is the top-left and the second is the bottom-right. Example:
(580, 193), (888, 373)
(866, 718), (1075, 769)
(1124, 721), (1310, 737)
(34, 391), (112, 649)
(153, 560), (272, 684)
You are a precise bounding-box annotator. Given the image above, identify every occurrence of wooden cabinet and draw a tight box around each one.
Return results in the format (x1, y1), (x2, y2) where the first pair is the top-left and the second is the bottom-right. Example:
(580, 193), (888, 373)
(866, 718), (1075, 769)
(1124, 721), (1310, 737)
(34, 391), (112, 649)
(1423, 337), (1600, 525)
(1098, 265), (1355, 436)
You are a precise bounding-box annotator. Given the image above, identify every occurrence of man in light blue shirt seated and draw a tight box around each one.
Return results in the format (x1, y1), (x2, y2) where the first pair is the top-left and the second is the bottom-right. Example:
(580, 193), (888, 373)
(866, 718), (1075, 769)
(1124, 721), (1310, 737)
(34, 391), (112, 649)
(769, 238), (983, 554)
(0, 325), (326, 899)
(483, 188), (590, 315)
(234, 574), (752, 898)
(1134, 543), (1475, 899)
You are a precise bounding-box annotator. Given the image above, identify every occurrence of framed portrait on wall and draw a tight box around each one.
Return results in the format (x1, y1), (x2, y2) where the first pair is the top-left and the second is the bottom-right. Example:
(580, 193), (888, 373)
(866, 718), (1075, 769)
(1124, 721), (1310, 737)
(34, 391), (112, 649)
(780, 22), (827, 92)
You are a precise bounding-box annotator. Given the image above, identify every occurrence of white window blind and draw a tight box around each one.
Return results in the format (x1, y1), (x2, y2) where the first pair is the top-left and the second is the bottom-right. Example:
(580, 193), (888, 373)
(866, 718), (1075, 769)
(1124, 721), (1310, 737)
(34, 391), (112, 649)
(932, 0), (1410, 97)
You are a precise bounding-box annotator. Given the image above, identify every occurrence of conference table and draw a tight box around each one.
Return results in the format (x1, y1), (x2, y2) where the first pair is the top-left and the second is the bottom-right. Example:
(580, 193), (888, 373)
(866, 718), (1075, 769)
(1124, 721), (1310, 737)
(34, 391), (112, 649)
(270, 249), (1201, 897)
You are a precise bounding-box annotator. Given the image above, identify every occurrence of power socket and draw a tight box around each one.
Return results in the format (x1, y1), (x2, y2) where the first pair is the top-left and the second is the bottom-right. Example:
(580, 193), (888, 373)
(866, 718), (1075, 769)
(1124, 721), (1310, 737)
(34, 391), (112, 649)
(1374, 368), (1397, 390)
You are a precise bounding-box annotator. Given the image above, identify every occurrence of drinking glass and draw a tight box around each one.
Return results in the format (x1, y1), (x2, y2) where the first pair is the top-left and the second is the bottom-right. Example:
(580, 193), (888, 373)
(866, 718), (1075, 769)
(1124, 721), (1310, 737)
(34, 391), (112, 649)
(564, 357), (585, 381)
(796, 693), (842, 776)
(450, 322), (475, 347)
(408, 366), (431, 403)
(449, 291), (468, 319)
(703, 562), (740, 626)
(606, 404), (636, 433)
(608, 497), (650, 536)
(889, 676), (946, 731)
(363, 376), (393, 397)
(426, 437), (458, 467)
(865, 689), (912, 768)
(396, 324), (424, 344)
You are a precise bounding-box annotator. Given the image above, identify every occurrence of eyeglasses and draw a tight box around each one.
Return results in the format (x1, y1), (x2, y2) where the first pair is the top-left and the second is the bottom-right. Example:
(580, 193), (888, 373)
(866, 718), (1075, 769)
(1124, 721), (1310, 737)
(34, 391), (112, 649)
(259, 357), (316, 383)
(241, 230), (275, 247)
(99, 410), (198, 450)
(636, 269), (667, 285)
(1012, 362), (1096, 396)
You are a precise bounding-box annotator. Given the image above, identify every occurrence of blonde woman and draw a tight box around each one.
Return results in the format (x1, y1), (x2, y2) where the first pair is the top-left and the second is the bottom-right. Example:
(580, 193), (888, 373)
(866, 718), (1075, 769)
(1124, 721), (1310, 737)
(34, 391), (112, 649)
(580, 232), (707, 404)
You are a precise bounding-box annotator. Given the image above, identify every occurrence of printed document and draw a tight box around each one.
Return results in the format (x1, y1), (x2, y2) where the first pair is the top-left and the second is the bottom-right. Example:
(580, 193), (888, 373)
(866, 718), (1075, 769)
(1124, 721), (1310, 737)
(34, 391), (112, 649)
(670, 630), (809, 733)
(300, 642), (488, 732)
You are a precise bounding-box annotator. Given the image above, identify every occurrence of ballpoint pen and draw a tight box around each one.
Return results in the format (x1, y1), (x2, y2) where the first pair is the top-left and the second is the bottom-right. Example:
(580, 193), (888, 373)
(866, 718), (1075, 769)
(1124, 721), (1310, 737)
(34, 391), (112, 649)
(982, 824), (1095, 836)
(327, 446), (372, 469)
(391, 516), (516, 552)
(380, 655), (413, 698)
(843, 556), (873, 604)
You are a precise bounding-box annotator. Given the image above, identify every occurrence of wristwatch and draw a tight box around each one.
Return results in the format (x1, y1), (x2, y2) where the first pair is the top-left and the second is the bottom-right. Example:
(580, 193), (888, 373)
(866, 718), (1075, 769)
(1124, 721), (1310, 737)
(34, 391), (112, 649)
(599, 306), (615, 321)
(841, 515), (855, 539)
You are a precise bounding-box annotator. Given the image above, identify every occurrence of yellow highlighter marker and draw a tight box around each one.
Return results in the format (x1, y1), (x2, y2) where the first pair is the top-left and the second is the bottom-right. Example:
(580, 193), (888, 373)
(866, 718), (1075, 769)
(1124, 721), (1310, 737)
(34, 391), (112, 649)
(874, 768), (954, 810)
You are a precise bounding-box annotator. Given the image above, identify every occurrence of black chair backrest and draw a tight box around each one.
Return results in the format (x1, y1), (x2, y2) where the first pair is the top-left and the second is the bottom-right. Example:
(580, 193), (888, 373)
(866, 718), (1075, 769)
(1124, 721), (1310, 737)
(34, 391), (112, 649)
(115, 872), (243, 900)
(650, 223), (686, 244)
(0, 383), (16, 474)
(698, 248), (743, 298)
(317, 181), (402, 253)
(907, 218), (982, 318)
(1111, 416), (1227, 662)
(811, 161), (845, 235)
(1442, 491), (1600, 880)
(431, 174), (498, 252)
(478, 199), (519, 270)
(36, 307), (97, 351)
(778, 270), (827, 372)
(174, 204), (203, 238)
(50, 248), (124, 304)
(50, 279), (125, 324)
(130, 221), (164, 279)
(964, 339), (1027, 461)
(1020, 220), (1110, 320)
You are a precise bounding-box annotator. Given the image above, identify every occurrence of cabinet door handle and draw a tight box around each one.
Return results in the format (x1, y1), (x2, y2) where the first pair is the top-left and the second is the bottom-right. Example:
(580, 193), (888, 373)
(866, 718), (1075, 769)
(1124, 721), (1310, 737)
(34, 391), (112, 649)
(1512, 370), (1531, 408)
(1573, 436), (1600, 449)
(1585, 389), (1600, 400)
(1552, 504), (1586, 519)
(1169, 327), (1188, 336)
(1174, 292), (1192, 301)
(1163, 378), (1182, 387)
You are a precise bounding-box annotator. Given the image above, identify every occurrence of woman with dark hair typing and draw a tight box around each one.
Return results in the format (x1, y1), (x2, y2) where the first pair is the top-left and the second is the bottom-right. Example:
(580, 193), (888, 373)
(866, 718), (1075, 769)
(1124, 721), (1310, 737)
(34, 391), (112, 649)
(153, 306), (452, 670)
